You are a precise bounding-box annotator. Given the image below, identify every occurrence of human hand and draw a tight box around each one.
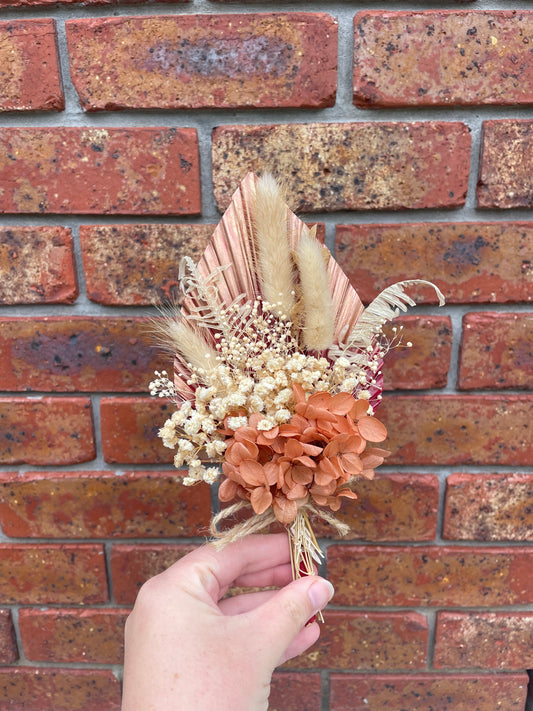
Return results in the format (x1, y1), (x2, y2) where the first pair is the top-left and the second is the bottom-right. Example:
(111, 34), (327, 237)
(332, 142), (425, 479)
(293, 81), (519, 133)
(121, 533), (334, 711)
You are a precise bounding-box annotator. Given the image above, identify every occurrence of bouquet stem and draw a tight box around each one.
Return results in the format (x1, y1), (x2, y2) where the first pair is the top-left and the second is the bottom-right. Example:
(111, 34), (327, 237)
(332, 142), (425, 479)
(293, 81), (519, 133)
(288, 509), (325, 623)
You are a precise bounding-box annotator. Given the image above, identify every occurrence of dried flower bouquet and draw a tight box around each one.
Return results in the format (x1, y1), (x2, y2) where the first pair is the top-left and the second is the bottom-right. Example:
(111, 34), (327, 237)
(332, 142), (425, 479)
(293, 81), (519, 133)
(150, 172), (444, 597)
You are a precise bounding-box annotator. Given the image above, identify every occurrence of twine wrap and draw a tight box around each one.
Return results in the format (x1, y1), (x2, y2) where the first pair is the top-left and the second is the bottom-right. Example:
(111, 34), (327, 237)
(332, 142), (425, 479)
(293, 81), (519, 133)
(210, 501), (351, 550)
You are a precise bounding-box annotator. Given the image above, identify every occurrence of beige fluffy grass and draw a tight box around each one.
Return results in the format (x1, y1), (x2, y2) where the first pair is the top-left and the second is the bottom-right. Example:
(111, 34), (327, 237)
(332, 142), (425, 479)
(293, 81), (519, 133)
(297, 226), (335, 351)
(152, 316), (218, 374)
(254, 173), (295, 318)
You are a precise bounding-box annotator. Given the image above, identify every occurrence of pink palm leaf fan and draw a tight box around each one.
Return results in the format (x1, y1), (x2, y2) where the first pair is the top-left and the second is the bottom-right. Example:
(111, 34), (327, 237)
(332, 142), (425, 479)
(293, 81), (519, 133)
(150, 173), (444, 616)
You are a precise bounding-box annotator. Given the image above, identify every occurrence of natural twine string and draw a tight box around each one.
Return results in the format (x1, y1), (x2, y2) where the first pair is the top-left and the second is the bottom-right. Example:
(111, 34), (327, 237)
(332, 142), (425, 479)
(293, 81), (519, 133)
(210, 501), (350, 550)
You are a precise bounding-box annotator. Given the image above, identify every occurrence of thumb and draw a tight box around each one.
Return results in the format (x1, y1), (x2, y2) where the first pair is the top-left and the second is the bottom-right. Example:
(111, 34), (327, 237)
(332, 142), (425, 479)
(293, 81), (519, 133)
(248, 575), (334, 666)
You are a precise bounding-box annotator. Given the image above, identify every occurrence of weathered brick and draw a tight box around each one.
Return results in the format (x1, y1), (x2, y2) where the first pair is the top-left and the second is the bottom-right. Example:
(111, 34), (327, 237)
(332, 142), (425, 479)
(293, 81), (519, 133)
(459, 312), (533, 389)
(0, 317), (164, 392)
(327, 545), (533, 607)
(0, 19), (63, 112)
(379, 394), (533, 466)
(110, 543), (198, 604)
(0, 397), (95, 465)
(477, 120), (533, 208)
(313, 473), (439, 542)
(212, 122), (471, 212)
(329, 673), (529, 711)
(283, 610), (428, 671)
(269, 673), (321, 711)
(444, 473), (533, 541)
(434, 612), (533, 669)
(0, 609), (17, 664)
(2, 0), (188, 5)
(0, 668), (120, 711)
(213, 0), (477, 2)
(66, 13), (337, 111)
(0, 226), (77, 304)
(0, 544), (107, 604)
(354, 11), (533, 108)
(0, 127), (200, 215)
(80, 224), (213, 305)
(0, 471), (211, 538)
(382, 316), (451, 390)
(19, 608), (127, 664)
(100, 397), (174, 464)
(80, 222), (324, 306)
(335, 222), (533, 305)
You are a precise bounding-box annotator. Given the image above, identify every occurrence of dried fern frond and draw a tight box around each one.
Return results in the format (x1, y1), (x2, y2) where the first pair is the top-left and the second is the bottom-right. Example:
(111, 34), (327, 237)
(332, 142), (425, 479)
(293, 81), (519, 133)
(178, 256), (244, 340)
(254, 173), (296, 319)
(297, 226), (335, 352)
(343, 279), (445, 350)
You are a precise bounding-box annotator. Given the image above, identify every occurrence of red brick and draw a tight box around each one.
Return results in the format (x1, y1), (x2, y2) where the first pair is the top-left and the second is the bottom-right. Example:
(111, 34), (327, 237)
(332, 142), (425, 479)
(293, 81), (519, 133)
(66, 13), (337, 111)
(459, 313), (533, 389)
(382, 316), (451, 390)
(379, 394), (533, 466)
(212, 122), (471, 212)
(0, 609), (18, 664)
(80, 224), (213, 305)
(335, 222), (533, 305)
(269, 673), (321, 711)
(283, 610), (428, 671)
(0, 19), (63, 112)
(313, 473), (439, 542)
(0, 668), (120, 711)
(477, 120), (533, 208)
(0, 471), (211, 538)
(110, 543), (198, 604)
(2, 0), (188, 5)
(0, 544), (107, 604)
(354, 11), (533, 108)
(19, 608), (127, 664)
(0, 317), (165, 392)
(0, 127), (199, 215)
(444, 473), (533, 541)
(79, 222), (324, 306)
(435, 612), (533, 669)
(0, 397), (95, 465)
(0, 226), (77, 304)
(329, 673), (529, 711)
(100, 396), (175, 464)
(327, 545), (533, 607)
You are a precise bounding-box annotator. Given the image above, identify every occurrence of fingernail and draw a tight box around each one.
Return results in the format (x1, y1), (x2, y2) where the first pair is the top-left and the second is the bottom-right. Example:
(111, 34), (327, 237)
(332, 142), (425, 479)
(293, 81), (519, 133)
(308, 578), (335, 611)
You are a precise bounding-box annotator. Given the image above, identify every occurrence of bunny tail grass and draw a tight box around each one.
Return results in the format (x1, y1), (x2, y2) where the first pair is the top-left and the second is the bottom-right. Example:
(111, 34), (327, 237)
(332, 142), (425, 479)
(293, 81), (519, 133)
(254, 173), (296, 319)
(297, 226), (335, 352)
(152, 316), (219, 377)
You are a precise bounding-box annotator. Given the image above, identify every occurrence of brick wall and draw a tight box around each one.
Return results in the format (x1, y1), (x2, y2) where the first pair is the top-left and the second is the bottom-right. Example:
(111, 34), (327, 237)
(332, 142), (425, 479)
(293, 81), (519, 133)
(0, 1), (532, 710)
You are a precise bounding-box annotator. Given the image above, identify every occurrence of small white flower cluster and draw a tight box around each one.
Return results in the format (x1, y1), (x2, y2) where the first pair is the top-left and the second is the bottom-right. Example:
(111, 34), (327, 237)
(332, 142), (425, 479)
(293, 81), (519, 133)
(156, 397), (227, 485)
(151, 299), (384, 486)
(148, 371), (176, 399)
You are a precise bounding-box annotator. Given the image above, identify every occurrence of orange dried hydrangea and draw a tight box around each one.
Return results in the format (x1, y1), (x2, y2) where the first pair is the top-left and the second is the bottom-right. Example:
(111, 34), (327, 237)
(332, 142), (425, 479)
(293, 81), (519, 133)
(219, 384), (389, 525)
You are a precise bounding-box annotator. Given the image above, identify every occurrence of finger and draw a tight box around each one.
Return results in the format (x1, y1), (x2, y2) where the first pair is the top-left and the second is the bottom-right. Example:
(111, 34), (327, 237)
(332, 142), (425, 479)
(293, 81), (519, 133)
(218, 589), (277, 616)
(157, 533), (291, 601)
(233, 562), (293, 590)
(280, 621), (321, 664)
(246, 575), (334, 666)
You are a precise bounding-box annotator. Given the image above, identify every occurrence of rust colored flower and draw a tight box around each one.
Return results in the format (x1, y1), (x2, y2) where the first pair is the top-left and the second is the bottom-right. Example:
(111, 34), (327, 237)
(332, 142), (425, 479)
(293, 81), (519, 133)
(218, 386), (389, 524)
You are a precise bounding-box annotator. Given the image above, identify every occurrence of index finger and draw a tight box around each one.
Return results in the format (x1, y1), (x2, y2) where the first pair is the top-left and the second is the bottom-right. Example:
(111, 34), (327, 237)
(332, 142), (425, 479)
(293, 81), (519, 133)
(161, 533), (291, 601)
